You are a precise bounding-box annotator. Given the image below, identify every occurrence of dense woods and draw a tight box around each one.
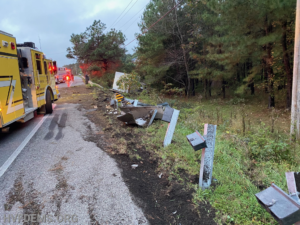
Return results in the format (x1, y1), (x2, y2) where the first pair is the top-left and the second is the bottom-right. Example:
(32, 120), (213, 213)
(66, 0), (296, 109)
(135, 0), (296, 108)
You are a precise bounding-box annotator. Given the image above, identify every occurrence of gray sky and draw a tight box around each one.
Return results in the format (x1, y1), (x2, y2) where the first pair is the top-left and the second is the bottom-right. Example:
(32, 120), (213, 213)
(1, 0), (149, 67)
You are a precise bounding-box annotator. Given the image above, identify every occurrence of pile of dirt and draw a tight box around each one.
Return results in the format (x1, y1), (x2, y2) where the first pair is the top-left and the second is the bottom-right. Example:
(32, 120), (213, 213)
(58, 86), (216, 225)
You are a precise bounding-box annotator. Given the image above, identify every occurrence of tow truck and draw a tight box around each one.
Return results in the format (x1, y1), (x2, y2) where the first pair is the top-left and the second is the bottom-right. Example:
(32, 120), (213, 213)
(0, 30), (60, 130)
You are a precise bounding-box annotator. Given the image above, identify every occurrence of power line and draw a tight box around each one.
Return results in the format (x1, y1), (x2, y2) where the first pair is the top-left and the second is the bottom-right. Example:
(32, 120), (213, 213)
(125, 0), (183, 47)
(119, 3), (146, 30)
(123, 14), (142, 31)
(113, 0), (139, 29)
(107, 0), (134, 30)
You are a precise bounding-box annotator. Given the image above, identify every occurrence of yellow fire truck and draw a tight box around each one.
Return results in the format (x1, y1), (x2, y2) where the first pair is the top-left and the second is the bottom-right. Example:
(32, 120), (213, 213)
(0, 30), (60, 129)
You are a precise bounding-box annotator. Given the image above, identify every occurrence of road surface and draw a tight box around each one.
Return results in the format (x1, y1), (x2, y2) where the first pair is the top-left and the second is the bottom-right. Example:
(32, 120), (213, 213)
(0, 77), (148, 225)
(57, 75), (85, 88)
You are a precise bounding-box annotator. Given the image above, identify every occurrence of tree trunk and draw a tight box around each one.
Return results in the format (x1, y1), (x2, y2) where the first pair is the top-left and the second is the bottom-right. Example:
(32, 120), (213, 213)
(262, 52), (269, 93)
(192, 79), (196, 96)
(267, 43), (275, 108)
(208, 79), (212, 97)
(282, 21), (293, 109)
(222, 78), (226, 98)
(250, 82), (255, 95)
(236, 63), (240, 82)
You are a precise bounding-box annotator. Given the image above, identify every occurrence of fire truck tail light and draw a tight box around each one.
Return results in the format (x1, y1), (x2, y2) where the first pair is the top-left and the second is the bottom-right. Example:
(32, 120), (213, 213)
(11, 42), (15, 50)
(66, 76), (69, 81)
(0, 108), (2, 112)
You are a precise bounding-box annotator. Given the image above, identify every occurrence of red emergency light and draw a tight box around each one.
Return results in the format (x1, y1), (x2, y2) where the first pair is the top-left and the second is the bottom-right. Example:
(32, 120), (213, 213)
(11, 42), (15, 50)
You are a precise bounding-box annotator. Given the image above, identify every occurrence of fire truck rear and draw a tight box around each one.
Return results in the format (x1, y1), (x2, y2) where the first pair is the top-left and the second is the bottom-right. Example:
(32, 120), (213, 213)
(0, 30), (60, 129)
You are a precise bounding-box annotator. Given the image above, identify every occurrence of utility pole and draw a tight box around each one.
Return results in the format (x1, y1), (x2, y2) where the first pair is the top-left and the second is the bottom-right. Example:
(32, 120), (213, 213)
(291, 0), (300, 138)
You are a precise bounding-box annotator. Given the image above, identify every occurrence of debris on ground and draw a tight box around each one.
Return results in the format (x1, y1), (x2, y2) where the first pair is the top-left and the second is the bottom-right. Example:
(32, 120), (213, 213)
(255, 172), (300, 225)
(131, 164), (139, 169)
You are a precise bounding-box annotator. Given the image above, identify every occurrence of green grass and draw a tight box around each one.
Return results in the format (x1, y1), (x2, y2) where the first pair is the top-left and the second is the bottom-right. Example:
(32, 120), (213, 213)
(133, 90), (300, 225)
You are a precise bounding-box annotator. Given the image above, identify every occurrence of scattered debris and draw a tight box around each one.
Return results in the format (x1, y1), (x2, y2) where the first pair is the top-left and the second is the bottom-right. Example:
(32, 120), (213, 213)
(93, 105), (98, 109)
(120, 106), (164, 120)
(255, 183), (300, 225)
(172, 211), (177, 215)
(131, 164), (138, 169)
(117, 110), (154, 127)
(158, 173), (163, 178)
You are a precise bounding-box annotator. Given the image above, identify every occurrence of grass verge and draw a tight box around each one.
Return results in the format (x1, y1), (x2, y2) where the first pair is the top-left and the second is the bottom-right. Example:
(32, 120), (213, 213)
(129, 90), (300, 225)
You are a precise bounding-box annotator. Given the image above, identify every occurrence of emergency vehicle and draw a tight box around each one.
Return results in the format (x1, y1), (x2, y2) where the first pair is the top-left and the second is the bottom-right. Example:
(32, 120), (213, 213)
(0, 30), (60, 129)
(56, 67), (66, 83)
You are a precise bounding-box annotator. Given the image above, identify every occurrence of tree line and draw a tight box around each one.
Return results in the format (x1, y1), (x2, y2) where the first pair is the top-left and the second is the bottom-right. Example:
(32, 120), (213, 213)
(135, 0), (296, 108)
(67, 0), (296, 109)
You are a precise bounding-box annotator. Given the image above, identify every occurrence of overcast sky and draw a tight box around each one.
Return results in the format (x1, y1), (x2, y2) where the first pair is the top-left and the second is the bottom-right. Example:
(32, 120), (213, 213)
(1, 0), (149, 66)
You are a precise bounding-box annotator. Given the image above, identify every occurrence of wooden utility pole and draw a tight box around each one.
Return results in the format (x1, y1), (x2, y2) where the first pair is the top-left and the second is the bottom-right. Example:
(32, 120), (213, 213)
(291, 0), (300, 138)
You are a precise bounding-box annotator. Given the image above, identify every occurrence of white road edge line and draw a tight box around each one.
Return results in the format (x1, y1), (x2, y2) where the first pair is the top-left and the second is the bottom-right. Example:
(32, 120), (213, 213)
(0, 104), (56, 178)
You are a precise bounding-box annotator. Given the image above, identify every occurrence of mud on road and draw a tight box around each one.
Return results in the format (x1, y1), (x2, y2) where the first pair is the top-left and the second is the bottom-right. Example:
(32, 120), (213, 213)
(58, 85), (216, 225)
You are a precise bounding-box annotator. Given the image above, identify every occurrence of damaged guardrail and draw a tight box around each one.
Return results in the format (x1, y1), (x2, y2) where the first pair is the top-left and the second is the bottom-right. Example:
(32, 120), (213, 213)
(108, 90), (180, 146)
(255, 172), (300, 225)
(186, 124), (217, 190)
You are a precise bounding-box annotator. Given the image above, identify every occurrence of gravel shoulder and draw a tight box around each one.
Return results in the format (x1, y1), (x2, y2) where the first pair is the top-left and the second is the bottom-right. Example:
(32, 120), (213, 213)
(0, 98), (149, 224)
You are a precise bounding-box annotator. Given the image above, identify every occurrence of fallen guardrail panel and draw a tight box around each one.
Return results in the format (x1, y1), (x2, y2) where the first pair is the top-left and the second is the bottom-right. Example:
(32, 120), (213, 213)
(186, 130), (207, 151)
(120, 106), (164, 120)
(117, 109), (154, 127)
(255, 183), (300, 225)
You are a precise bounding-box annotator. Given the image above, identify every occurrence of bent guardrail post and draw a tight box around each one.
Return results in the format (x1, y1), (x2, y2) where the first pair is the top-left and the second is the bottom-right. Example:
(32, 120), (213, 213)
(199, 124), (217, 190)
(163, 109), (180, 147)
(148, 109), (157, 127)
(286, 172), (300, 204)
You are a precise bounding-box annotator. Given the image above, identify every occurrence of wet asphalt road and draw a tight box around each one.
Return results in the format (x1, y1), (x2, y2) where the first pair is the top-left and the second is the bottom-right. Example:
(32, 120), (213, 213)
(57, 75), (85, 88)
(0, 76), (84, 169)
(0, 76), (149, 224)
